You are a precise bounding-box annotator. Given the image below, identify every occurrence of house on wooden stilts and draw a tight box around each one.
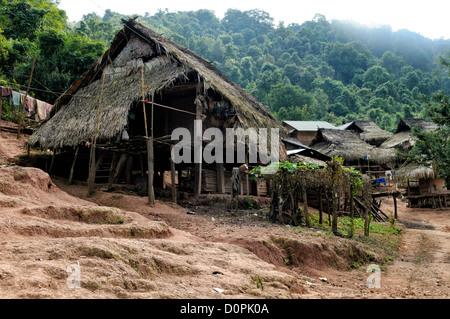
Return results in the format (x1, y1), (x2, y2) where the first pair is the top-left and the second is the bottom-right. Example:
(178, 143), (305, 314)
(27, 19), (286, 201)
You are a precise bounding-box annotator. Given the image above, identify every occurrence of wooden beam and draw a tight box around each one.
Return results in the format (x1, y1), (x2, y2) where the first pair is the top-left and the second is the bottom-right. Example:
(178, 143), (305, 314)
(49, 148), (56, 175)
(393, 193), (398, 220)
(216, 163), (225, 194)
(125, 155), (134, 185)
(68, 146), (80, 185)
(107, 152), (119, 191)
(170, 145), (177, 204)
(88, 147), (96, 195)
(194, 103), (203, 199)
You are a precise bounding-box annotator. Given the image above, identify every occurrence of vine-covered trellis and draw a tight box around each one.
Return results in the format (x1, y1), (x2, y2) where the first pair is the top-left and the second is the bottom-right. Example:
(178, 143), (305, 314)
(250, 156), (374, 237)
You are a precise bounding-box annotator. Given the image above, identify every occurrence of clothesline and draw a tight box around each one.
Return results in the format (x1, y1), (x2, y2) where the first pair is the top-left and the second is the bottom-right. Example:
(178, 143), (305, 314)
(1, 85), (53, 122)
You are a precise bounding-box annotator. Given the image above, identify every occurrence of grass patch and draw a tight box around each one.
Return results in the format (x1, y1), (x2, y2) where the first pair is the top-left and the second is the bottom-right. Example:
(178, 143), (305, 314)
(304, 211), (402, 267)
(76, 207), (125, 225)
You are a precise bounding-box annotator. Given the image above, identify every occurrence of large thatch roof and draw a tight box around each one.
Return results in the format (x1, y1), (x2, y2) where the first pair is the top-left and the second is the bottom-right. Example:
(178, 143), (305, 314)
(310, 129), (396, 166)
(396, 162), (435, 182)
(28, 19), (284, 149)
(340, 120), (393, 146)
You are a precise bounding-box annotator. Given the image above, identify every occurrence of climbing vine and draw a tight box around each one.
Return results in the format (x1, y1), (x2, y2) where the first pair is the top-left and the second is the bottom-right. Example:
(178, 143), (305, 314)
(250, 156), (373, 237)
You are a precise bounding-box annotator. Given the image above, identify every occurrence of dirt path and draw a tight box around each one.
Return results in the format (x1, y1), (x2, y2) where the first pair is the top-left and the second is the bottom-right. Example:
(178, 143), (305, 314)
(377, 199), (449, 298)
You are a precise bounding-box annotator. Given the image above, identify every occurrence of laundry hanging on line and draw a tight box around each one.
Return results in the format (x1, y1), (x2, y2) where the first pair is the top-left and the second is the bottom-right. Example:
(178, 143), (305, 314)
(0, 85), (53, 122)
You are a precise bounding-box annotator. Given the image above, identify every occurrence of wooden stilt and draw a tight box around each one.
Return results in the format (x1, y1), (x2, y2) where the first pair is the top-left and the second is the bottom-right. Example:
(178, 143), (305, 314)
(125, 155), (133, 185)
(148, 110), (155, 205)
(170, 145), (177, 204)
(318, 188), (323, 225)
(68, 146), (80, 185)
(107, 152), (119, 191)
(302, 184), (311, 228)
(0, 97), (3, 121)
(393, 193), (398, 220)
(194, 105), (202, 199)
(88, 146), (96, 195)
(216, 163), (225, 194)
(49, 148), (56, 175)
(88, 70), (106, 196)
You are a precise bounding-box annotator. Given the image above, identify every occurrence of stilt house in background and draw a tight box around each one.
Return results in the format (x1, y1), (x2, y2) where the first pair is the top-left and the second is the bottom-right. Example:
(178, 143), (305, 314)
(396, 163), (449, 208)
(338, 120), (393, 147)
(310, 129), (396, 173)
(27, 19), (286, 198)
(380, 118), (438, 155)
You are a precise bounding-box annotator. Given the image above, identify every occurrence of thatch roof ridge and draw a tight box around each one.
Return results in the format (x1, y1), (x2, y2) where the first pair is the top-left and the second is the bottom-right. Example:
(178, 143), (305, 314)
(310, 129), (396, 165)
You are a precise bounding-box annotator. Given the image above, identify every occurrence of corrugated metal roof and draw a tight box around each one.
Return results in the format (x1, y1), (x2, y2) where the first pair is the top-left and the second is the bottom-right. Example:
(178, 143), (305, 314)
(283, 121), (337, 132)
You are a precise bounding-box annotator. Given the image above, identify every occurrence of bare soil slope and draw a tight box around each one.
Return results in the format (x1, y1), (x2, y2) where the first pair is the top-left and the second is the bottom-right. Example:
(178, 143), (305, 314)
(0, 121), (448, 299)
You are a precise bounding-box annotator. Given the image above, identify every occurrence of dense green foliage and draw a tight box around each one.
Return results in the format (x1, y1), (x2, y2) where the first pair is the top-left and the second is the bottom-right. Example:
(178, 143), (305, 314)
(409, 55), (450, 186)
(1, 2), (449, 132)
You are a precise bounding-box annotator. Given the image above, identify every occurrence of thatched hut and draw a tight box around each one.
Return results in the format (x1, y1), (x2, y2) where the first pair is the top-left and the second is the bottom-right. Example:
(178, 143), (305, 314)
(396, 162), (449, 208)
(310, 129), (396, 171)
(380, 118), (438, 154)
(27, 19), (286, 197)
(338, 120), (393, 147)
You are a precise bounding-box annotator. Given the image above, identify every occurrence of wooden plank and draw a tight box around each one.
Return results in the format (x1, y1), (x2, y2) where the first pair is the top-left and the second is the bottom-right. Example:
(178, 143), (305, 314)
(216, 163), (225, 194)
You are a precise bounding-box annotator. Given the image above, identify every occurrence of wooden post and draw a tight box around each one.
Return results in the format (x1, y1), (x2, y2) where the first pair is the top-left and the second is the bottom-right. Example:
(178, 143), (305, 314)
(318, 188), (323, 225)
(68, 146), (80, 185)
(393, 193), (398, 220)
(107, 152), (119, 191)
(302, 184), (311, 228)
(148, 100), (155, 205)
(256, 179), (261, 197)
(216, 163), (225, 194)
(125, 155), (134, 185)
(18, 55), (36, 139)
(194, 104), (203, 199)
(49, 148), (56, 175)
(88, 71), (106, 196)
(142, 66), (155, 206)
(87, 147), (96, 195)
(0, 97), (3, 121)
(170, 145), (177, 204)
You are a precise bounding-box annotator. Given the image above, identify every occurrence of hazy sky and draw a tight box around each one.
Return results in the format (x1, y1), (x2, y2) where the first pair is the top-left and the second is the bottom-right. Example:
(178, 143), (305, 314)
(58, 0), (450, 40)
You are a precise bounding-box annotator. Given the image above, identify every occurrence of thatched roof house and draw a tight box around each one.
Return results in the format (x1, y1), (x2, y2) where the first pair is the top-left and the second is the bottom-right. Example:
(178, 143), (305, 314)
(338, 120), (393, 147)
(380, 118), (438, 154)
(27, 19), (286, 196)
(310, 129), (396, 169)
(28, 19), (283, 150)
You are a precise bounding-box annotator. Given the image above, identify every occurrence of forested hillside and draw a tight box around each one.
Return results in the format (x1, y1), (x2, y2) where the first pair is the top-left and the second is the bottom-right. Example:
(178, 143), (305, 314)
(1, 1), (449, 132)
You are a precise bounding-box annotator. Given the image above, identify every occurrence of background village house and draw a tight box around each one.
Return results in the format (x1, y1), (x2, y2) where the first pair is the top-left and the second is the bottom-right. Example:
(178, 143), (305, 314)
(282, 121), (337, 146)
